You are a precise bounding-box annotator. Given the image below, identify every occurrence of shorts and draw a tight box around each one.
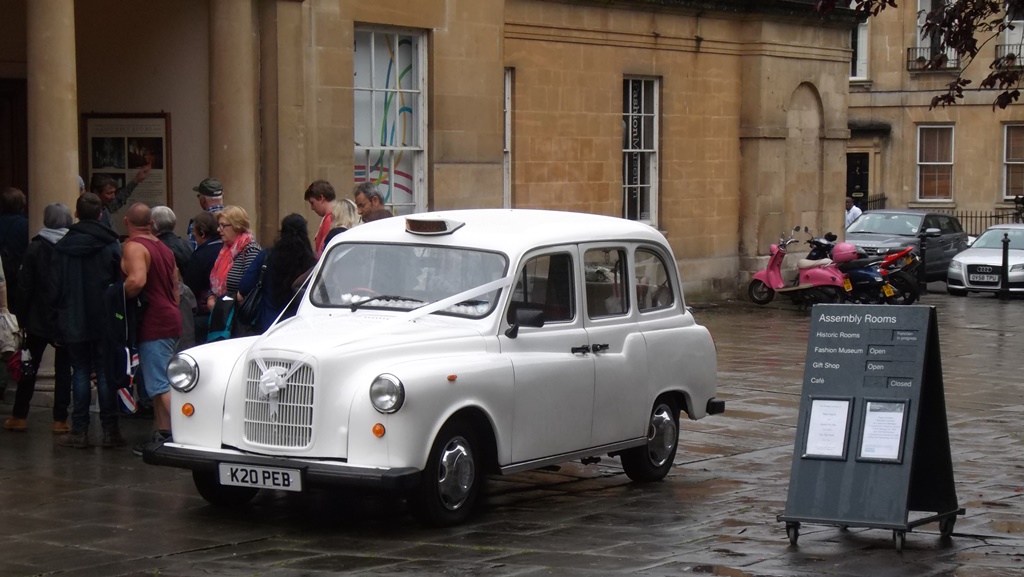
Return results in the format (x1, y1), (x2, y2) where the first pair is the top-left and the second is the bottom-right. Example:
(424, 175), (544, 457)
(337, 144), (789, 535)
(138, 337), (178, 397)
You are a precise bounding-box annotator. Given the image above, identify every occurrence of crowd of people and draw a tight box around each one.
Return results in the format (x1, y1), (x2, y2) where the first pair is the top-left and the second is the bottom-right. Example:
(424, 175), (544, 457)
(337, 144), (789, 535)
(0, 177), (392, 452)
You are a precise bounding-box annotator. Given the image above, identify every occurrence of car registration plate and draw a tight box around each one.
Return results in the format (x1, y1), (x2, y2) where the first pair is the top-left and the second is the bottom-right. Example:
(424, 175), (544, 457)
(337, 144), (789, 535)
(218, 463), (302, 491)
(881, 283), (895, 297)
(969, 274), (999, 283)
(843, 278), (853, 291)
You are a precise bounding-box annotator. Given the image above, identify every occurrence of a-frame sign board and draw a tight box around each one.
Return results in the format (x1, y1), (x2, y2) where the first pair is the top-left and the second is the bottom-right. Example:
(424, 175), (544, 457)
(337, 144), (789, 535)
(777, 304), (963, 551)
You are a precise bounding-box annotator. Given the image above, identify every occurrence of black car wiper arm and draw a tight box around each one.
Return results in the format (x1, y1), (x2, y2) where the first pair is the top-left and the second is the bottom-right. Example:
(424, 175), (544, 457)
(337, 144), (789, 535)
(350, 295), (425, 312)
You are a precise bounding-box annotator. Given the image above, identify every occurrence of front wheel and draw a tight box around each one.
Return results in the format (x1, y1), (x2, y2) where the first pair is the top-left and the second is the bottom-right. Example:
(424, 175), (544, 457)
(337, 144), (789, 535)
(411, 419), (481, 527)
(748, 280), (775, 305)
(192, 470), (259, 508)
(621, 396), (680, 482)
(888, 271), (920, 305)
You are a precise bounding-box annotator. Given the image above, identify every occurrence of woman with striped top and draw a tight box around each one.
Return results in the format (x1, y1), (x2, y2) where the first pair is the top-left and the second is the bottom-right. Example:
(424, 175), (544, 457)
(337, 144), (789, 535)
(207, 205), (262, 314)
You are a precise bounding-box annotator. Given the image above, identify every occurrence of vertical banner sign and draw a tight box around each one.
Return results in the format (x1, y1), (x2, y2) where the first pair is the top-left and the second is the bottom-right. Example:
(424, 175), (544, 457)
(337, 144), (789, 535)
(83, 113), (171, 235)
(625, 80), (641, 220)
(778, 304), (961, 549)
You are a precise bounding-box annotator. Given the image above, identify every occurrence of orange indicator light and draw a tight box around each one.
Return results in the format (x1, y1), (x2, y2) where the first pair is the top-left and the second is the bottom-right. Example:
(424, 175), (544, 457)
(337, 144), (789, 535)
(372, 423), (386, 437)
(447, 374), (457, 382)
(182, 403), (195, 417)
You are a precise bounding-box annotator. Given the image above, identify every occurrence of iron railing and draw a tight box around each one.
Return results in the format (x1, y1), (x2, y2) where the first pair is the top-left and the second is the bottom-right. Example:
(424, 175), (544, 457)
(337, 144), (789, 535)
(996, 44), (1024, 67)
(906, 47), (960, 71)
(862, 194), (887, 211)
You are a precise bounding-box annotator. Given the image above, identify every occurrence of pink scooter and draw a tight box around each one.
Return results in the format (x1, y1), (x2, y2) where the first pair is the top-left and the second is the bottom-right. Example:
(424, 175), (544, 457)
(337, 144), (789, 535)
(748, 226), (846, 308)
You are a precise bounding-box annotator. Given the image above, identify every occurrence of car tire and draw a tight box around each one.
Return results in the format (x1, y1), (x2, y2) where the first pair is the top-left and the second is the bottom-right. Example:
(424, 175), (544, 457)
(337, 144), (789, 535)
(748, 280), (775, 305)
(621, 396), (680, 482)
(192, 470), (259, 508)
(411, 419), (481, 527)
(947, 287), (968, 297)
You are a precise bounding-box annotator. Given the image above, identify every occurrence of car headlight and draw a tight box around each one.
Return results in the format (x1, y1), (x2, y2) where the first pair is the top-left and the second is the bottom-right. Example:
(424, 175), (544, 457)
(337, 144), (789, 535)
(167, 354), (200, 392)
(370, 374), (405, 414)
(948, 261), (962, 271)
(1011, 263), (1024, 272)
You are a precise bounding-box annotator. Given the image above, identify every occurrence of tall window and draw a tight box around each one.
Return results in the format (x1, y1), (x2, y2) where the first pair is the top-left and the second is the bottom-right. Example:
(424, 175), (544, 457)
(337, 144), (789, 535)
(622, 78), (659, 225)
(503, 68), (514, 208)
(851, 21), (869, 79)
(353, 29), (426, 215)
(1005, 125), (1024, 199)
(918, 125), (953, 200)
(917, 0), (946, 49)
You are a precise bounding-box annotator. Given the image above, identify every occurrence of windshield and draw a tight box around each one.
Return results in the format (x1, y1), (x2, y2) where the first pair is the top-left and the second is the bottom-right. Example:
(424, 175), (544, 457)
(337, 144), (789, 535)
(310, 243), (508, 318)
(971, 228), (1024, 249)
(847, 213), (924, 236)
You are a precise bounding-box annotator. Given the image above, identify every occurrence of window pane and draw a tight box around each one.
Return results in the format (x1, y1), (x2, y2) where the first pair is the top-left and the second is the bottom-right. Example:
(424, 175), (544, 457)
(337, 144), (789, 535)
(509, 254), (575, 323)
(1007, 126), (1024, 161)
(1007, 165), (1024, 197)
(919, 127), (952, 162)
(585, 249), (628, 318)
(919, 165), (952, 199)
(635, 248), (674, 311)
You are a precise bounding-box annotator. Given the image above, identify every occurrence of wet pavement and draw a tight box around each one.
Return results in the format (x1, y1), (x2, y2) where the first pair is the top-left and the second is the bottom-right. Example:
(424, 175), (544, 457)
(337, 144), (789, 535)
(0, 287), (1022, 576)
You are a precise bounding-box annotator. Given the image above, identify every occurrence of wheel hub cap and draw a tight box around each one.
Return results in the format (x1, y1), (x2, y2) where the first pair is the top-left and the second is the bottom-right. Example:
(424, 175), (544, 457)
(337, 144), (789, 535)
(437, 436), (474, 511)
(646, 404), (677, 466)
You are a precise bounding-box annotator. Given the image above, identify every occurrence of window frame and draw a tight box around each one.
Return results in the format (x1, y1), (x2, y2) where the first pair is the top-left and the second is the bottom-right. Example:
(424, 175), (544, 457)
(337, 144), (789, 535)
(622, 77), (660, 227)
(1004, 124), (1024, 199)
(352, 27), (428, 215)
(916, 124), (954, 201)
(503, 67), (514, 209)
(851, 20), (869, 80)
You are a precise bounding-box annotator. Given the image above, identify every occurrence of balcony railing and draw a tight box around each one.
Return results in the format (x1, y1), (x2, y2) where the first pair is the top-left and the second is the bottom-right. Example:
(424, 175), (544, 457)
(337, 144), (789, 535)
(996, 44), (1024, 68)
(906, 47), (960, 71)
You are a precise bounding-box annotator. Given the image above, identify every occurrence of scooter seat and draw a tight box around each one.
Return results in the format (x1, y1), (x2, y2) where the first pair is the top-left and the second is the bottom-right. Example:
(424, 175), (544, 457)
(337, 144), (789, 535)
(797, 258), (833, 269)
(837, 258), (879, 273)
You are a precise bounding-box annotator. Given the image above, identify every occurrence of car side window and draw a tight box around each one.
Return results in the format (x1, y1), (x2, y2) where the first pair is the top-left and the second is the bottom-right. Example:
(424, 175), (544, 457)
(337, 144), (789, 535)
(635, 248), (674, 312)
(584, 248), (628, 318)
(508, 253), (575, 324)
(923, 215), (940, 231)
(936, 216), (956, 234)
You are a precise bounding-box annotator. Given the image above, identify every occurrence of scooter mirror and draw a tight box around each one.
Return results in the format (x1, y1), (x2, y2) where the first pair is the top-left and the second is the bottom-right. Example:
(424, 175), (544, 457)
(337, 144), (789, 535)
(793, 226), (801, 232)
(804, 226), (810, 234)
(825, 232), (838, 242)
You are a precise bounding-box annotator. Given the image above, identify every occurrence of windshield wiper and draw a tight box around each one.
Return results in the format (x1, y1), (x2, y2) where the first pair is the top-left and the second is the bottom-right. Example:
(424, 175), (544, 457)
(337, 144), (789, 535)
(350, 295), (425, 312)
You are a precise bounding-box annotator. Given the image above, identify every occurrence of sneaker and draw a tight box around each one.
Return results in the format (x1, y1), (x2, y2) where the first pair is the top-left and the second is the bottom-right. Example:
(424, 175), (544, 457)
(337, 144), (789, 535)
(132, 430), (171, 457)
(52, 421), (70, 434)
(3, 417), (28, 432)
(57, 432), (90, 449)
(102, 431), (127, 448)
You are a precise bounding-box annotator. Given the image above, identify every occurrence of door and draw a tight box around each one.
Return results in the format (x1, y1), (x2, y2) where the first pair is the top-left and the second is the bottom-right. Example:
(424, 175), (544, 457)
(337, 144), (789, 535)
(580, 244), (648, 446)
(922, 214), (966, 278)
(846, 152), (869, 203)
(0, 79), (28, 193)
(499, 246), (595, 462)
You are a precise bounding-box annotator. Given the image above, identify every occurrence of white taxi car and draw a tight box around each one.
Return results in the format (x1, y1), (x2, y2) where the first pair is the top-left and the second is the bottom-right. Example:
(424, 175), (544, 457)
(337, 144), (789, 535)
(146, 209), (723, 526)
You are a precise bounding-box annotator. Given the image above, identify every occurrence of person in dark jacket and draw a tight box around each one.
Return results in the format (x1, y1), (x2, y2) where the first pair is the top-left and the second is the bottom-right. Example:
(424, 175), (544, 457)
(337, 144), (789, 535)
(182, 211), (221, 342)
(152, 206), (193, 273)
(0, 187), (28, 316)
(3, 204), (74, 434)
(52, 192), (124, 449)
(239, 214), (316, 333)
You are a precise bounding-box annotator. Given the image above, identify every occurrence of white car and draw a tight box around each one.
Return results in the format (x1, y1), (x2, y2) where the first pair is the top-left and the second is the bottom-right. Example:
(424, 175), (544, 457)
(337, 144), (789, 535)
(146, 209), (723, 526)
(947, 223), (1024, 296)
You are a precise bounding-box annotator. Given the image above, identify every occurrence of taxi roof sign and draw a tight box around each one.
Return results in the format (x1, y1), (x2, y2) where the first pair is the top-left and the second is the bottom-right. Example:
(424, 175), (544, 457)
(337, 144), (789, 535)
(405, 217), (465, 236)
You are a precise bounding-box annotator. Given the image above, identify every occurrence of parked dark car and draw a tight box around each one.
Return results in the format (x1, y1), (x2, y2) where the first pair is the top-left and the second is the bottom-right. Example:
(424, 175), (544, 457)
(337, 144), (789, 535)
(845, 209), (969, 282)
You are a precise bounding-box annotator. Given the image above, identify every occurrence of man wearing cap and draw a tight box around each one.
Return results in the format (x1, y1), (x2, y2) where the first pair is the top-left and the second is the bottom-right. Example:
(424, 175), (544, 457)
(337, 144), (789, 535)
(187, 178), (225, 250)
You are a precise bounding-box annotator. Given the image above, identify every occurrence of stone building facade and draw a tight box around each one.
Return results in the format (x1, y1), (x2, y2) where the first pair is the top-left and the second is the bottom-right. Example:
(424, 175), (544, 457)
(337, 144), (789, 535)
(848, 3), (1024, 215)
(0, 0), (856, 298)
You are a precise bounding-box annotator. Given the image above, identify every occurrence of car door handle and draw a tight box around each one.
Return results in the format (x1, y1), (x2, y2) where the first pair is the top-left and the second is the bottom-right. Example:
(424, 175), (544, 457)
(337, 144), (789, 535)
(591, 343), (610, 353)
(571, 345), (591, 354)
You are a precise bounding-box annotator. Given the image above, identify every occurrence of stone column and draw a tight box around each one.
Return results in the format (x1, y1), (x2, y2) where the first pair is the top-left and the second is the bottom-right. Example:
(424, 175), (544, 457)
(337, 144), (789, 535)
(210, 0), (258, 228)
(26, 0), (79, 234)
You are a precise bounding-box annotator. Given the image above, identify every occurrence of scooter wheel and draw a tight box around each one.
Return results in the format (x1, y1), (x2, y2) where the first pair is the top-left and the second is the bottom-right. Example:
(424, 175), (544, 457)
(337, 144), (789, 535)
(748, 280), (775, 305)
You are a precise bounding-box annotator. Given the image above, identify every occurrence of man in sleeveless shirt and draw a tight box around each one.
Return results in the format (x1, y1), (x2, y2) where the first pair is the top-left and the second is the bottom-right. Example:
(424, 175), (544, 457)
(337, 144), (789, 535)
(122, 204), (182, 448)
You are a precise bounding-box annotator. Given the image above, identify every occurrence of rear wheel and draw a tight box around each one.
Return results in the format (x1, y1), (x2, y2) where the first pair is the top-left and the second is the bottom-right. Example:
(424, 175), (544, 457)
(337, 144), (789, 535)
(192, 470), (259, 508)
(621, 396), (679, 482)
(748, 280), (775, 305)
(411, 419), (481, 527)
(888, 271), (920, 305)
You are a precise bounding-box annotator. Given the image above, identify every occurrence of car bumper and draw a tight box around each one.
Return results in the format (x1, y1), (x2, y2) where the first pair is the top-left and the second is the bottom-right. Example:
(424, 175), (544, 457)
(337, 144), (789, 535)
(143, 441), (422, 491)
(947, 269), (1024, 292)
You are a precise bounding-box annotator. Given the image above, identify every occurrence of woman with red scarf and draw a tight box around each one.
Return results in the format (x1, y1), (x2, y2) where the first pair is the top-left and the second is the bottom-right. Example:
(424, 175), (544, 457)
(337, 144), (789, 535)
(206, 206), (262, 313)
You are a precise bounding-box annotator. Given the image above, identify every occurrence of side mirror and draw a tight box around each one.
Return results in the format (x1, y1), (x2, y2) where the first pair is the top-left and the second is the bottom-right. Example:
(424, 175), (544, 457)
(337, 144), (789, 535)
(504, 306), (545, 338)
(793, 226), (801, 233)
(804, 226), (810, 234)
(923, 227), (942, 238)
(825, 232), (838, 242)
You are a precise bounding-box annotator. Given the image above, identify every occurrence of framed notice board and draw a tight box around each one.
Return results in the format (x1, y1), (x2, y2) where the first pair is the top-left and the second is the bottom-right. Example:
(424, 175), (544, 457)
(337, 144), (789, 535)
(778, 304), (962, 551)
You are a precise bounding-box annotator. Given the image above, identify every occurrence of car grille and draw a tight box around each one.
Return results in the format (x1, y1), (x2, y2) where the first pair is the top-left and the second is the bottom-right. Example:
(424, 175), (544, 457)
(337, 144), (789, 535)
(244, 359), (315, 449)
(860, 246), (883, 255)
(966, 264), (1000, 287)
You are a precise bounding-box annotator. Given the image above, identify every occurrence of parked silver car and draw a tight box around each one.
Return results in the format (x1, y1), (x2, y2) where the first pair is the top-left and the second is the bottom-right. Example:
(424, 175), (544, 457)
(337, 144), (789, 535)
(845, 209), (969, 282)
(946, 223), (1024, 296)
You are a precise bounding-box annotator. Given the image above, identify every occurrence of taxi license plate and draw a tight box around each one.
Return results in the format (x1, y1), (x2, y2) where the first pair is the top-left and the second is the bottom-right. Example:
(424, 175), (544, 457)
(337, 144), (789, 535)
(843, 278), (853, 291)
(218, 463), (302, 491)
(969, 274), (999, 283)
(882, 283), (895, 297)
